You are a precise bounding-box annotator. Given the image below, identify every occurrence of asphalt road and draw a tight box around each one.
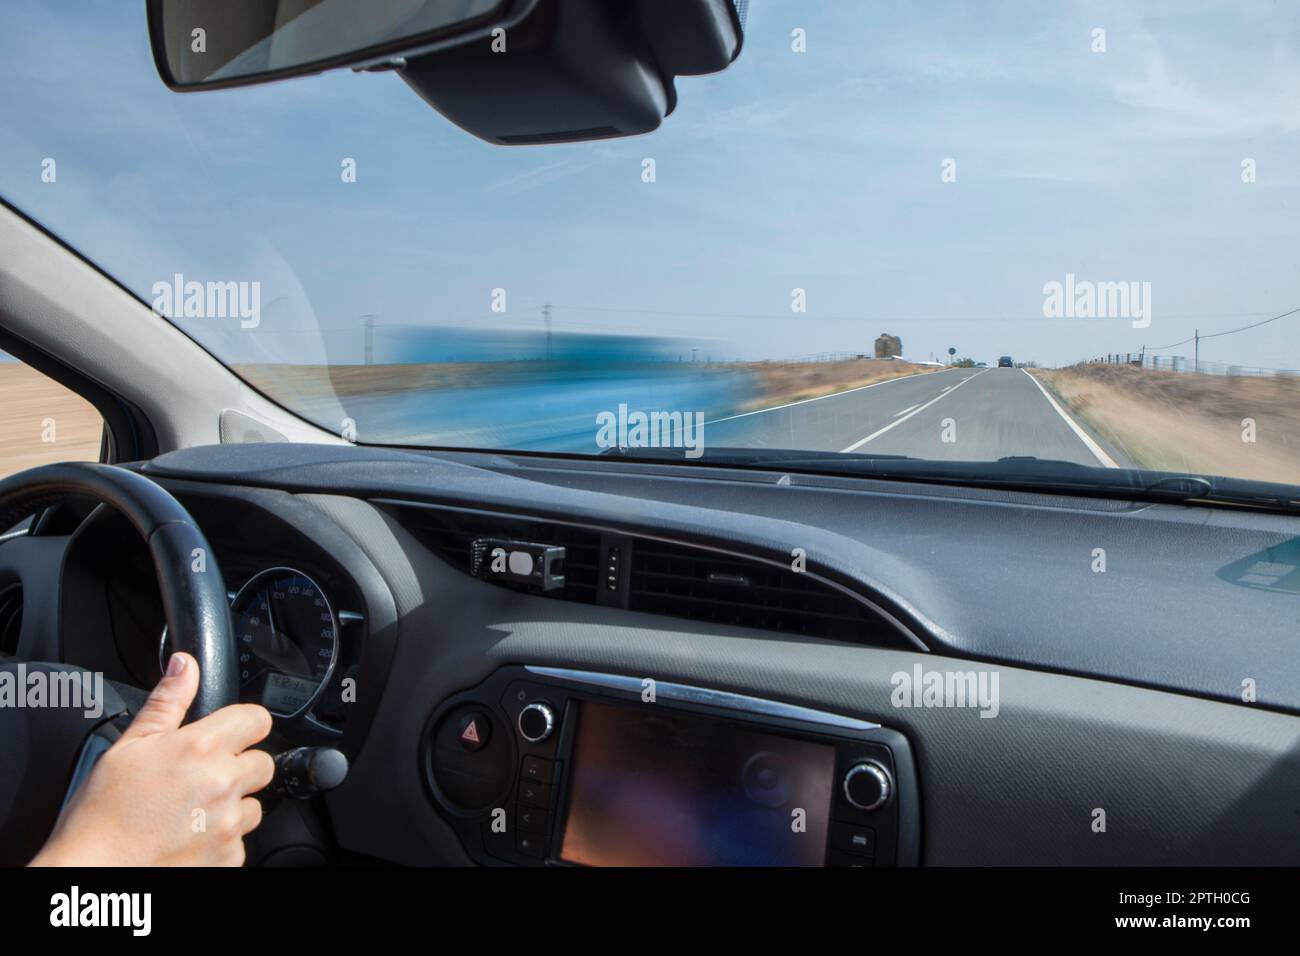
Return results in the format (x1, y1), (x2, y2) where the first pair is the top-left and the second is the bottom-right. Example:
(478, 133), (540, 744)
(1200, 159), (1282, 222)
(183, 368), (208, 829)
(707, 367), (1131, 467)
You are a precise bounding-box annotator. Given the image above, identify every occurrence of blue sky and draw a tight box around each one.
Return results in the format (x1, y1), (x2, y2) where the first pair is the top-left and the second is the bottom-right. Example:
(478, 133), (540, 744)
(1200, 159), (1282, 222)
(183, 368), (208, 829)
(1, 0), (1298, 369)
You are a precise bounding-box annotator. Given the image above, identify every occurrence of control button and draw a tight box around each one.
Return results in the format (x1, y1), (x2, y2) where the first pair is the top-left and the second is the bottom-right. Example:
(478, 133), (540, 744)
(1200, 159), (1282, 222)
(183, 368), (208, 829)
(521, 755), (556, 784)
(830, 822), (876, 857)
(432, 705), (512, 811)
(517, 780), (554, 809)
(517, 807), (552, 834)
(456, 712), (491, 752)
(842, 761), (892, 812)
(827, 850), (873, 867)
(517, 831), (547, 859)
(518, 702), (555, 743)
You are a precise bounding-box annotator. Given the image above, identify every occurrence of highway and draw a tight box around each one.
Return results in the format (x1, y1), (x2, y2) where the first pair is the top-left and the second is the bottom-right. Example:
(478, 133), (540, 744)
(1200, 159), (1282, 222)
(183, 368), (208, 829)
(706, 367), (1131, 467)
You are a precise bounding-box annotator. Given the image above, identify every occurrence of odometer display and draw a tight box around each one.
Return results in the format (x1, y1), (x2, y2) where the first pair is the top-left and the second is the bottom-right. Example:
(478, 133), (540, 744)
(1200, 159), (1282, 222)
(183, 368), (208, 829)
(231, 568), (338, 717)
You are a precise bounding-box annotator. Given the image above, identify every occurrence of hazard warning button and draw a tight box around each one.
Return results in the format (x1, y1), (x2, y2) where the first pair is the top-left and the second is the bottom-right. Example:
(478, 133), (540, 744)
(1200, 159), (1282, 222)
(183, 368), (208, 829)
(457, 711), (491, 752)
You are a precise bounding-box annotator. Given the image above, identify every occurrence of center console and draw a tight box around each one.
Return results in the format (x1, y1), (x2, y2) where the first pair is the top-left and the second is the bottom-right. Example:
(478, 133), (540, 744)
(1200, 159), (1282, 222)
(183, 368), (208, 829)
(422, 666), (921, 866)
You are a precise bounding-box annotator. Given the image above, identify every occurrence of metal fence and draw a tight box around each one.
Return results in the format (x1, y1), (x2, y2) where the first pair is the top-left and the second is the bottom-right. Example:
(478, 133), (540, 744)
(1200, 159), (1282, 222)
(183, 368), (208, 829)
(767, 351), (874, 365)
(1086, 354), (1300, 378)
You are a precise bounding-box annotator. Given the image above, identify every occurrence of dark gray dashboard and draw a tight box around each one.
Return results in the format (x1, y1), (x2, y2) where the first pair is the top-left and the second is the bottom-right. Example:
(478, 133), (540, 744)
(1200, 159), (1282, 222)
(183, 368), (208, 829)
(11, 441), (1299, 865)
(144, 442), (1300, 715)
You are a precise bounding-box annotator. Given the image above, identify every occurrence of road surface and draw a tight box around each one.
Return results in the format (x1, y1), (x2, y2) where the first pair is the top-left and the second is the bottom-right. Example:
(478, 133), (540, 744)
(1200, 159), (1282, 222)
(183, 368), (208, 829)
(707, 367), (1130, 467)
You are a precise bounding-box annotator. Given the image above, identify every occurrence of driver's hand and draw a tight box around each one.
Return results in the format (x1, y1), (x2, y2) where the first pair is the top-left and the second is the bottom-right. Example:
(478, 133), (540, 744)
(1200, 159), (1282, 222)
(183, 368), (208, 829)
(29, 652), (275, 867)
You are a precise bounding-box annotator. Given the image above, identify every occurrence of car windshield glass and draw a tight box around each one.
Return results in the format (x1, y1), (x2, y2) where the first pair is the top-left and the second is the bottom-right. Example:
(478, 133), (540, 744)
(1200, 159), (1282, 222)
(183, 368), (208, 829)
(2, 1), (1299, 493)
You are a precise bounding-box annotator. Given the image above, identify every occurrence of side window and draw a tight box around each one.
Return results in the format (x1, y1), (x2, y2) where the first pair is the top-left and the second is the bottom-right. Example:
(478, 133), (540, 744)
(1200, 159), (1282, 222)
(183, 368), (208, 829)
(0, 351), (103, 480)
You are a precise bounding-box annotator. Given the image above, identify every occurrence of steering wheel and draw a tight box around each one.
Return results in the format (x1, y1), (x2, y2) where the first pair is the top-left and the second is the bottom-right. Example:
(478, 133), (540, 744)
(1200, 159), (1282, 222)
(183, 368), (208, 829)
(0, 462), (236, 864)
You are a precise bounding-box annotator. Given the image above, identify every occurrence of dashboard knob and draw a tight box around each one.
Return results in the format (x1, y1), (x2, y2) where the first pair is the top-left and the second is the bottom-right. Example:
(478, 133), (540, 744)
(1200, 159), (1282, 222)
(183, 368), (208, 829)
(517, 702), (555, 743)
(843, 761), (892, 812)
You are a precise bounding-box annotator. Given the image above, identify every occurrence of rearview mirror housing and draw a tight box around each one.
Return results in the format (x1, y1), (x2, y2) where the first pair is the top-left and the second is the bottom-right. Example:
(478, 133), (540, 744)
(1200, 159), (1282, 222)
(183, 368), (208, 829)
(147, 0), (746, 145)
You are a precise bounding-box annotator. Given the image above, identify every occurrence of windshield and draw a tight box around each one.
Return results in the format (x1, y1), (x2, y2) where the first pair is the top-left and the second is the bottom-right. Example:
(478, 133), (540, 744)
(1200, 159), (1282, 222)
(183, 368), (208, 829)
(3, 1), (1299, 490)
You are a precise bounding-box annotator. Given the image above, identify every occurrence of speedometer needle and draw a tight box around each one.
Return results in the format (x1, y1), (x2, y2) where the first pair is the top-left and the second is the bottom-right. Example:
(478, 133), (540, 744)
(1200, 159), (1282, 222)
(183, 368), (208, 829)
(263, 589), (283, 652)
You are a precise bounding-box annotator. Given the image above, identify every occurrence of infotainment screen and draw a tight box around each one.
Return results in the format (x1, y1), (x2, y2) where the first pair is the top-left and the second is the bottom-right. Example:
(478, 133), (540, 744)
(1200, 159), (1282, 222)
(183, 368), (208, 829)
(559, 700), (836, 866)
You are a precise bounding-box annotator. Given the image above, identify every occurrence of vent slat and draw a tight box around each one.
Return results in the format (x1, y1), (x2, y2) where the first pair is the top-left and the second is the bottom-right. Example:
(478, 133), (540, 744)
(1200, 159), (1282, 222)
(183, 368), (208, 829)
(628, 588), (869, 625)
(632, 569), (849, 602)
(627, 540), (889, 642)
(403, 509), (905, 647)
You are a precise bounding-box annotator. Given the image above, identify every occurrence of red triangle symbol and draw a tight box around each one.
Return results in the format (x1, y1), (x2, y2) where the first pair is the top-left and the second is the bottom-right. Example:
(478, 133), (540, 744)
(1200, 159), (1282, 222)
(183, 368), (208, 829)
(461, 720), (480, 744)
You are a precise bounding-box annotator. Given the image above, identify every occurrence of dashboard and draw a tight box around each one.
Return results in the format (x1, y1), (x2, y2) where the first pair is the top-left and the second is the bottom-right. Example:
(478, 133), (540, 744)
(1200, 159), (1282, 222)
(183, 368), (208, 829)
(5, 440), (1300, 866)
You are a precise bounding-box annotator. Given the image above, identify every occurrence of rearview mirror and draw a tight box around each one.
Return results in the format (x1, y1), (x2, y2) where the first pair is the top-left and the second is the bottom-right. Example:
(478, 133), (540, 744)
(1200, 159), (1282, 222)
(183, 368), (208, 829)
(147, 0), (746, 145)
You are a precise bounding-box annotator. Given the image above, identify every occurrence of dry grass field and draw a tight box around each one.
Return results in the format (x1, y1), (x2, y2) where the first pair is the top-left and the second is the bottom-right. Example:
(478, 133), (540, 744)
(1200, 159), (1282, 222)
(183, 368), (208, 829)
(741, 358), (942, 410)
(1033, 364), (1300, 484)
(0, 362), (102, 480)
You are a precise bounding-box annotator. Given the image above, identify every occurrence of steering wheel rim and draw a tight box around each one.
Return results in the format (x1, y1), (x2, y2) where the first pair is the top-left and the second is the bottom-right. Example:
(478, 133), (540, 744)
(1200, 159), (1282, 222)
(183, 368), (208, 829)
(0, 461), (236, 719)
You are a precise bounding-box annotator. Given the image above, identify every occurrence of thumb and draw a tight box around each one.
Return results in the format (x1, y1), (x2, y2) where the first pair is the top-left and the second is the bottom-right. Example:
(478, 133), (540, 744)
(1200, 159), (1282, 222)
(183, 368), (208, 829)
(121, 652), (199, 739)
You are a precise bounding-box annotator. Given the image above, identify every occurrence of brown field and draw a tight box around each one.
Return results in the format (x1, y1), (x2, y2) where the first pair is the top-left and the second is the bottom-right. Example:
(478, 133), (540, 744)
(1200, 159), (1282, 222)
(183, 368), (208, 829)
(1032, 364), (1300, 484)
(0, 363), (102, 480)
(739, 358), (942, 410)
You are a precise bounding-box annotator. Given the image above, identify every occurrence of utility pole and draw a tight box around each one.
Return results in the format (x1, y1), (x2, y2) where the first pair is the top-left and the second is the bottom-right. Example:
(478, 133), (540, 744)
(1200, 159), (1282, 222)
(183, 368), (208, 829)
(362, 315), (376, 365)
(543, 302), (552, 361)
(1194, 328), (1199, 373)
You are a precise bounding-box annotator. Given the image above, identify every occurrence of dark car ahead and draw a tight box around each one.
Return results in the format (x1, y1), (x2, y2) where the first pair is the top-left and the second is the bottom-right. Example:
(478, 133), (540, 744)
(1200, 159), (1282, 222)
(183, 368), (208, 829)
(998, 355), (1014, 367)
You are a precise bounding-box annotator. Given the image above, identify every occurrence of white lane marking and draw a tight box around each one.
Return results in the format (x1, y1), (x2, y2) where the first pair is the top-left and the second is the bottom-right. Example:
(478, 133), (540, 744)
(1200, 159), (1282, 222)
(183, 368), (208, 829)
(705, 367), (959, 426)
(840, 370), (986, 453)
(1021, 368), (1119, 468)
(892, 404), (920, 418)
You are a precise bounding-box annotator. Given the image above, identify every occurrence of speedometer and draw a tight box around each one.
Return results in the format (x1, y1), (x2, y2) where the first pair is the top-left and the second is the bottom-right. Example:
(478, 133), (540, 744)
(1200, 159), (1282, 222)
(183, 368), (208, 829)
(229, 567), (339, 717)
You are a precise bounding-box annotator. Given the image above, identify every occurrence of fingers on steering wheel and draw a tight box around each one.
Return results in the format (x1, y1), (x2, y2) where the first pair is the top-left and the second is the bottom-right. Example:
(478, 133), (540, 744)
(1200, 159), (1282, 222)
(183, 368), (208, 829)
(188, 702), (274, 755)
(120, 652), (200, 740)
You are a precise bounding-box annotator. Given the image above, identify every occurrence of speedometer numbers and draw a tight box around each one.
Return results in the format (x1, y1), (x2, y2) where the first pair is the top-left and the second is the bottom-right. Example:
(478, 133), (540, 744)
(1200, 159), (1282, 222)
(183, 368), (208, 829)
(230, 568), (339, 717)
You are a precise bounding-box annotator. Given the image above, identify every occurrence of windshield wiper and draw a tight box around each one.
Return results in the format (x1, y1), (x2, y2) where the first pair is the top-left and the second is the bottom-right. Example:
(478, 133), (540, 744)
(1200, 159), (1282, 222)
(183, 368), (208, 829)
(600, 447), (1300, 513)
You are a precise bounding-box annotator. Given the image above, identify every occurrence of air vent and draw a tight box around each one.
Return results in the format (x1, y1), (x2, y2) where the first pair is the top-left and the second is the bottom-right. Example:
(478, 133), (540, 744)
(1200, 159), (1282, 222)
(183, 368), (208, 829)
(409, 511), (600, 603)
(628, 540), (903, 644)
(0, 585), (22, 656)
(400, 505), (913, 648)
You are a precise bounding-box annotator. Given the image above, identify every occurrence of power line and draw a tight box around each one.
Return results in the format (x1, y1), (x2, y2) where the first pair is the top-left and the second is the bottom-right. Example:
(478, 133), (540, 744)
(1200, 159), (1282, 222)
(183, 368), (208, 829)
(1144, 333), (1197, 351)
(1145, 304), (1300, 353)
(1199, 305), (1300, 341)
